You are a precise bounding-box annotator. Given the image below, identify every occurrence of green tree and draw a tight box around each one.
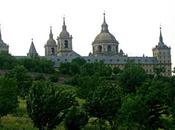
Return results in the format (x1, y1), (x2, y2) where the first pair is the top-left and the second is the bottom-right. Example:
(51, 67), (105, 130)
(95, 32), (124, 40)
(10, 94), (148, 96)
(119, 95), (149, 130)
(153, 66), (165, 79)
(120, 79), (173, 130)
(18, 57), (54, 73)
(84, 84), (122, 129)
(0, 52), (17, 70)
(118, 62), (146, 93)
(64, 106), (88, 130)
(27, 81), (76, 130)
(5, 65), (32, 98)
(0, 77), (18, 119)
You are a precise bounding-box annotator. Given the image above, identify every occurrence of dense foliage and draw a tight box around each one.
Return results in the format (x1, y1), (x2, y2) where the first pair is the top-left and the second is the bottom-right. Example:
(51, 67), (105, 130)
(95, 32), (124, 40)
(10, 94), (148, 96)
(1, 55), (175, 129)
(0, 77), (18, 118)
(27, 81), (76, 130)
(5, 65), (32, 98)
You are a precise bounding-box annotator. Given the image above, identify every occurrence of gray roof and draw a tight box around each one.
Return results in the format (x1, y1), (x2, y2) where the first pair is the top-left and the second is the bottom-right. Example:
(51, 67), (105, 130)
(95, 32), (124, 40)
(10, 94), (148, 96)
(28, 40), (38, 55)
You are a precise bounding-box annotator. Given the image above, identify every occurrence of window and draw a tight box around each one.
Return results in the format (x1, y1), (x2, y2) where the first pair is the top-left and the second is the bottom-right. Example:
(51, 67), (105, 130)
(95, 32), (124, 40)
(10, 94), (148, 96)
(98, 45), (102, 52)
(107, 45), (111, 52)
(51, 48), (55, 54)
(64, 40), (68, 48)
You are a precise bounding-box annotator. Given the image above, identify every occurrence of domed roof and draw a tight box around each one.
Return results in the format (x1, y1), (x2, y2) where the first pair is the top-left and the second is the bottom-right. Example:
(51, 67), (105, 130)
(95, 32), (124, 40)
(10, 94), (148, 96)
(93, 32), (118, 44)
(59, 17), (71, 38)
(59, 30), (70, 38)
(47, 38), (56, 46)
(46, 26), (57, 46)
(92, 13), (118, 45)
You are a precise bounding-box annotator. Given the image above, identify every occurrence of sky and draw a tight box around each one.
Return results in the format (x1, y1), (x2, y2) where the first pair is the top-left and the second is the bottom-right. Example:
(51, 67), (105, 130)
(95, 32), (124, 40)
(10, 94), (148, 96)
(0, 0), (175, 68)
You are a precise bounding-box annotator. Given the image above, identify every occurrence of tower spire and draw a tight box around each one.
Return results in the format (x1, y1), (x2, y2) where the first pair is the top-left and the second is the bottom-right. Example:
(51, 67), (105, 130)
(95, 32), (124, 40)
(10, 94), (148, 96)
(101, 12), (108, 32)
(103, 12), (106, 23)
(159, 26), (163, 43)
(62, 17), (67, 31)
(49, 26), (53, 39)
(158, 25), (164, 46)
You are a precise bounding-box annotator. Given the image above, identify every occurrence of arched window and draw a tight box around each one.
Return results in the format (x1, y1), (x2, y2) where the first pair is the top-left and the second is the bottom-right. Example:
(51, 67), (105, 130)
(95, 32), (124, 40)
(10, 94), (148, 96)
(64, 40), (68, 48)
(107, 45), (111, 52)
(51, 48), (55, 55)
(98, 45), (102, 52)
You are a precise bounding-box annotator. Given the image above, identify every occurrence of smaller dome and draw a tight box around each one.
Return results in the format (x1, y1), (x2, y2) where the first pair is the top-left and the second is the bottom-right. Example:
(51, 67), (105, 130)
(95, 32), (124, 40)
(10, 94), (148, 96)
(46, 39), (56, 46)
(93, 32), (118, 44)
(46, 26), (57, 46)
(59, 30), (70, 38)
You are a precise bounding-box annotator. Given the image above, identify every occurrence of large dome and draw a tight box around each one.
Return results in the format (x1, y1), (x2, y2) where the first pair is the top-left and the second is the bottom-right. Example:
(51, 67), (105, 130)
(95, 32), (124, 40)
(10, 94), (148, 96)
(92, 13), (118, 45)
(93, 32), (118, 44)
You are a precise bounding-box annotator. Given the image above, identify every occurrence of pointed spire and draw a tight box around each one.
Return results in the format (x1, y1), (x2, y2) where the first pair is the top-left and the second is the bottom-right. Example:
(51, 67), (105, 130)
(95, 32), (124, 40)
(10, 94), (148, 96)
(159, 26), (163, 43)
(62, 16), (67, 31)
(49, 26), (53, 39)
(103, 12), (106, 23)
(28, 38), (38, 56)
(158, 25), (164, 46)
(101, 12), (109, 32)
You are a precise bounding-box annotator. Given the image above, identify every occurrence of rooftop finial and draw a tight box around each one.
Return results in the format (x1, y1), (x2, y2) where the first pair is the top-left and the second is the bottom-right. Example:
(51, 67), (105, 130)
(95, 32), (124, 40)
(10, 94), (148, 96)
(103, 11), (106, 23)
(63, 16), (65, 25)
(62, 16), (67, 31)
(101, 11), (108, 32)
(159, 25), (163, 43)
(49, 26), (53, 39)
(31, 38), (33, 42)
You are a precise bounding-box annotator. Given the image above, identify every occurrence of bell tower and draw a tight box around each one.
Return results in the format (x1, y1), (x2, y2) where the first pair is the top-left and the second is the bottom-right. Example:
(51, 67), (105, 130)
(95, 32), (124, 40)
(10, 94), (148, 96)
(57, 17), (73, 56)
(152, 26), (171, 76)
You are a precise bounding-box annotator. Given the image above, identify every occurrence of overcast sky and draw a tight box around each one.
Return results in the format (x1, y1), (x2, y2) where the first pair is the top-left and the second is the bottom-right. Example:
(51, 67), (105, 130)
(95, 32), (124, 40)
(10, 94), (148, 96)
(0, 0), (175, 67)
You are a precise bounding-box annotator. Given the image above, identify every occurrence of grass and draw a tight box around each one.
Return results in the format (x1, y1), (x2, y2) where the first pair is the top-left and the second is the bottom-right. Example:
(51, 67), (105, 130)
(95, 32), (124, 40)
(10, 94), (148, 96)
(0, 98), (37, 130)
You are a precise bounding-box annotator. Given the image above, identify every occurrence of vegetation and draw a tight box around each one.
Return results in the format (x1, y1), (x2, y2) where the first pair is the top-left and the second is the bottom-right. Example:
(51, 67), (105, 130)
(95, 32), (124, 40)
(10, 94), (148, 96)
(0, 77), (18, 123)
(0, 53), (175, 130)
(27, 81), (76, 130)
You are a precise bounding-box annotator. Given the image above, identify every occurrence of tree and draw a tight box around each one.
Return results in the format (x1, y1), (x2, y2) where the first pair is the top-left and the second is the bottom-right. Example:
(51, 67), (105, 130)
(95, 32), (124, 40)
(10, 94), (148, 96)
(153, 66), (165, 79)
(0, 52), (17, 70)
(84, 84), (122, 129)
(27, 81), (76, 130)
(118, 62), (146, 93)
(5, 65), (32, 98)
(119, 95), (149, 130)
(0, 77), (18, 118)
(18, 57), (55, 73)
(64, 106), (88, 130)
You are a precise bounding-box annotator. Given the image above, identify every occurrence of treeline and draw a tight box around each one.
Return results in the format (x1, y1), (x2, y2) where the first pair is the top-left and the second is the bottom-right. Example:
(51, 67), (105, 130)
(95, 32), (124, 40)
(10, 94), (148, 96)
(0, 52), (54, 73)
(1, 53), (175, 130)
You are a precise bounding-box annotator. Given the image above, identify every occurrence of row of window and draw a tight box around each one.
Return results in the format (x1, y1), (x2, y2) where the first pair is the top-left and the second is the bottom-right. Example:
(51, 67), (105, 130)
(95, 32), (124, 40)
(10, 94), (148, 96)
(94, 45), (118, 52)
